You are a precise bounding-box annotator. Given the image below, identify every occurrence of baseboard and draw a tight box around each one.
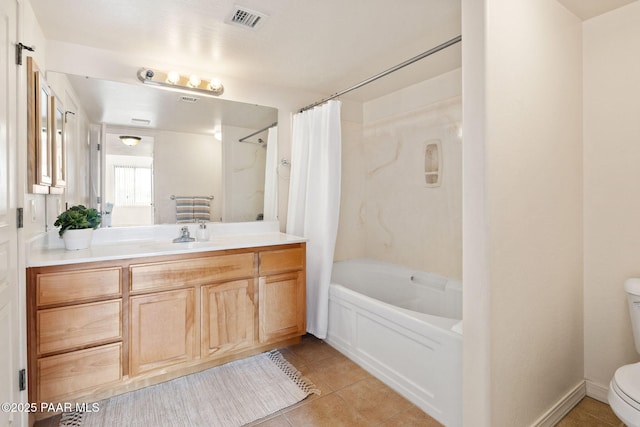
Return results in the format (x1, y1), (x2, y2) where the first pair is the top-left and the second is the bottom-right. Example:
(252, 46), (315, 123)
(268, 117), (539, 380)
(586, 380), (610, 404)
(531, 381), (586, 427)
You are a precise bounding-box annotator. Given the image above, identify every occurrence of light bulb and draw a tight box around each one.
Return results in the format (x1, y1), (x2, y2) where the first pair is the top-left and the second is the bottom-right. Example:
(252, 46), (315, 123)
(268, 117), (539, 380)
(208, 78), (222, 91)
(188, 75), (201, 88)
(166, 71), (180, 85)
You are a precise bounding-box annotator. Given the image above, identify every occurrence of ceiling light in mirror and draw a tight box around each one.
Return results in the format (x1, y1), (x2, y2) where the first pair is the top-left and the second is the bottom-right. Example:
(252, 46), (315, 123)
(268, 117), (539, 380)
(120, 135), (142, 146)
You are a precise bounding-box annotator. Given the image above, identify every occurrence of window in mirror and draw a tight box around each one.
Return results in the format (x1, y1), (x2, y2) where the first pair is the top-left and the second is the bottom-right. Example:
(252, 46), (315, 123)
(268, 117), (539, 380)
(50, 96), (66, 193)
(105, 134), (154, 227)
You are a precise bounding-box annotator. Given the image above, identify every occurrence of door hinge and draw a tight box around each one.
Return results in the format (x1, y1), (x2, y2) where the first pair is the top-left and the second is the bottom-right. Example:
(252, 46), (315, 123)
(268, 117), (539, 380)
(18, 369), (26, 391)
(96, 143), (101, 151)
(15, 43), (35, 66)
(16, 208), (23, 229)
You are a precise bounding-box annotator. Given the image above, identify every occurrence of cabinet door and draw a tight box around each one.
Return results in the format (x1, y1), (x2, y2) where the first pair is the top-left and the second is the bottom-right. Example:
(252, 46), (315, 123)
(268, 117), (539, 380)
(201, 280), (254, 359)
(129, 289), (195, 376)
(258, 271), (305, 343)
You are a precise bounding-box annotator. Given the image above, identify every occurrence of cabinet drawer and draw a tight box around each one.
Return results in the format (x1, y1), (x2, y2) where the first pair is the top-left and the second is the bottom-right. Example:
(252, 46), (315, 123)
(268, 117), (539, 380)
(37, 300), (122, 355)
(37, 343), (122, 403)
(259, 246), (305, 276)
(37, 267), (122, 306)
(130, 253), (255, 293)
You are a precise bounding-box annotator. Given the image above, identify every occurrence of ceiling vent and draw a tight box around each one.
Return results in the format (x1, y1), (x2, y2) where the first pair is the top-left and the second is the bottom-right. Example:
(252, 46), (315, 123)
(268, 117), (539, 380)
(179, 95), (199, 103)
(226, 6), (268, 29)
(131, 118), (151, 125)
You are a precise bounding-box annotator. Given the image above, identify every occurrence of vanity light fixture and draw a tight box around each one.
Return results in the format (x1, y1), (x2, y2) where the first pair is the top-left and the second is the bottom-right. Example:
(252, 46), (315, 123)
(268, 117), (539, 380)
(120, 135), (142, 147)
(137, 68), (224, 97)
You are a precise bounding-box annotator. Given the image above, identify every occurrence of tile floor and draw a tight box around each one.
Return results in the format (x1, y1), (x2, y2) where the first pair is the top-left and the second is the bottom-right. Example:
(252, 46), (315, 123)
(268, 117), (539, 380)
(34, 334), (625, 427)
(556, 396), (623, 427)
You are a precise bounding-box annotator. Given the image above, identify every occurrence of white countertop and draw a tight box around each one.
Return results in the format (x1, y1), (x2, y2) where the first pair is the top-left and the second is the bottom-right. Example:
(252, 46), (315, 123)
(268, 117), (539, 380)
(27, 221), (306, 267)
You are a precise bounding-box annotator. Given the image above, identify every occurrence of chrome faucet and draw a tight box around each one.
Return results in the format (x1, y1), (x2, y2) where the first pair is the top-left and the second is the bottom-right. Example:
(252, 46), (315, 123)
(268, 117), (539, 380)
(173, 226), (195, 243)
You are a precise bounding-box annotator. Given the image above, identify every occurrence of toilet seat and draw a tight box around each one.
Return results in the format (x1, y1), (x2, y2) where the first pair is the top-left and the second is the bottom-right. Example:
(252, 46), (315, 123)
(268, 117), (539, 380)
(609, 363), (640, 427)
(614, 363), (640, 411)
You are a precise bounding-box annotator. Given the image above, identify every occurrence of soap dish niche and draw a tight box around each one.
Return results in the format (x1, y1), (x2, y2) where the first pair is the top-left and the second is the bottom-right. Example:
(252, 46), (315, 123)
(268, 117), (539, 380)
(424, 140), (442, 188)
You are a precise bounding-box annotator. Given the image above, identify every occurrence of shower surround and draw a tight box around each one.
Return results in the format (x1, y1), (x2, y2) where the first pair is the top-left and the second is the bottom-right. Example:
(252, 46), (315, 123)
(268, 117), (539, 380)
(336, 69), (462, 279)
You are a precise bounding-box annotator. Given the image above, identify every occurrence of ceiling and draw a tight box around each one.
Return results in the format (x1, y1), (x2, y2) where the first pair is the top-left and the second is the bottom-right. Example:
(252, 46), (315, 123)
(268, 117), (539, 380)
(29, 0), (636, 132)
(29, 0), (462, 103)
(556, 0), (637, 20)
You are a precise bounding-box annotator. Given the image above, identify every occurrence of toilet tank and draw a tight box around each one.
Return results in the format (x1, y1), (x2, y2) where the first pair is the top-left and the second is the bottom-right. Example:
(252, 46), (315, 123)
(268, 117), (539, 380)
(624, 278), (640, 354)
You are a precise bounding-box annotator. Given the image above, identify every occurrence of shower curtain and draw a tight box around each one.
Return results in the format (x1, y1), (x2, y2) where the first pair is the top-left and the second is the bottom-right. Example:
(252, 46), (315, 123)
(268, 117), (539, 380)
(263, 127), (278, 221)
(286, 100), (341, 338)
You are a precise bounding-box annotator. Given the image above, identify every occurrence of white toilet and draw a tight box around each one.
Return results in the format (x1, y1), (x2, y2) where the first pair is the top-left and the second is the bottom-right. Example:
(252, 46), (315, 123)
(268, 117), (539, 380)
(608, 278), (640, 427)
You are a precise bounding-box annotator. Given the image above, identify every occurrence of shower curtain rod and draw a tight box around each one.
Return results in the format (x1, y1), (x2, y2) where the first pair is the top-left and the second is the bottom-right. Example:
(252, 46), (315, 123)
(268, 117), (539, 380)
(238, 122), (278, 142)
(298, 35), (462, 113)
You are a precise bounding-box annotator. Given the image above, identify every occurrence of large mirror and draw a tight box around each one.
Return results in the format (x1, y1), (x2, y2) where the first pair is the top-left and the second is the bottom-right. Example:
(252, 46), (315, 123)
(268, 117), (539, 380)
(49, 72), (278, 226)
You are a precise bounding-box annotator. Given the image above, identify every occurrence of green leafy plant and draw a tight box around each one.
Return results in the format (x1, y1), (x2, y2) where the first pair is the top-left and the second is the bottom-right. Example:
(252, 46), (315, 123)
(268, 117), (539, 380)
(54, 205), (102, 237)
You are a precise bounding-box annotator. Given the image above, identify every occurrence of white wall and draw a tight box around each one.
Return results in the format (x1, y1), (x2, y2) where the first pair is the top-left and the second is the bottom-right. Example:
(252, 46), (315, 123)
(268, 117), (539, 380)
(335, 69), (462, 278)
(583, 1), (640, 397)
(463, 0), (584, 425)
(154, 130), (221, 223)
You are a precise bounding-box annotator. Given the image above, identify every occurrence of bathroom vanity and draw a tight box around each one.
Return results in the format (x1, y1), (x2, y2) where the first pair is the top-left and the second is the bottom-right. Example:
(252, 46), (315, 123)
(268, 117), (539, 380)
(25, 224), (306, 406)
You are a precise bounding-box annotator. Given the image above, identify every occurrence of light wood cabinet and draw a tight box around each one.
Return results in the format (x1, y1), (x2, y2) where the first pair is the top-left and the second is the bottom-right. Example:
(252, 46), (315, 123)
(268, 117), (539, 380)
(129, 289), (196, 375)
(27, 243), (305, 405)
(28, 263), (123, 403)
(36, 267), (122, 306)
(130, 253), (254, 293)
(37, 300), (121, 355)
(37, 343), (122, 403)
(201, 279), (255, 358)
(258, 247), (306, 343)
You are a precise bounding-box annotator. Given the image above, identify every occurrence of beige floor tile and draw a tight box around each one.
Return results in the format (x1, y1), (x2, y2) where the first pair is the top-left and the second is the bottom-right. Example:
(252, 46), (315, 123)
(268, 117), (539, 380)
(557, 397), (623, 427)
(250, 414), (293, 427)
(278, 347), (309, 370)
(336, 377), (413, 424)
(574, 397), (623, 426)
(284, 394), (370, 427)
(379, 404), (444, 427)
(286, 336), (341, 365)
(303, 354), (369, 391)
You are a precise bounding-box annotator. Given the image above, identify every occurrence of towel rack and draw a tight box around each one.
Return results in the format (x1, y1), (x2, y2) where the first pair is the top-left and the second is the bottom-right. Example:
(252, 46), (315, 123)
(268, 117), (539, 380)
(170, 195), (214, 200)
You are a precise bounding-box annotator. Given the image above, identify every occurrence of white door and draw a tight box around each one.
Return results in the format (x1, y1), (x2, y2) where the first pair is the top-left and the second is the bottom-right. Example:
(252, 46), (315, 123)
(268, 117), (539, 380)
(0, 0), (21, 425)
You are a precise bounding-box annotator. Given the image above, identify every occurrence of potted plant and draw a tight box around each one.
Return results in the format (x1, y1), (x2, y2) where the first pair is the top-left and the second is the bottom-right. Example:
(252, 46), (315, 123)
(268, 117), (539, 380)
(54, 205), (102, 250)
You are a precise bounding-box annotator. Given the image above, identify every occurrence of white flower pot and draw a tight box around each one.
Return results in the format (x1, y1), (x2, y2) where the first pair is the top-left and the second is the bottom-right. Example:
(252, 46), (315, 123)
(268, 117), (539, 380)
(62, 228), (94, 250)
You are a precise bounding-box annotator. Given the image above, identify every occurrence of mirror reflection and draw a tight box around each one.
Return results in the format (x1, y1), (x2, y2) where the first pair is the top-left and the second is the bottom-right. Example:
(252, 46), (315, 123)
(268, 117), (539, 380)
(51, 72), (278, 226)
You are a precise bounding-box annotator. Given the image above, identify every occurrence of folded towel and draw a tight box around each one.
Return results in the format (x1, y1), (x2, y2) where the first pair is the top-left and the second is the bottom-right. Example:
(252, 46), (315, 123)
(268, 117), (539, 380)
(174, 197), (211, 223)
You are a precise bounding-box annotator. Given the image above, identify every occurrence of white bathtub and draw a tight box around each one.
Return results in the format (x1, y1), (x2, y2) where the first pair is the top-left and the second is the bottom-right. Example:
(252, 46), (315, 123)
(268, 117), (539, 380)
(326, 258), (462, 427)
